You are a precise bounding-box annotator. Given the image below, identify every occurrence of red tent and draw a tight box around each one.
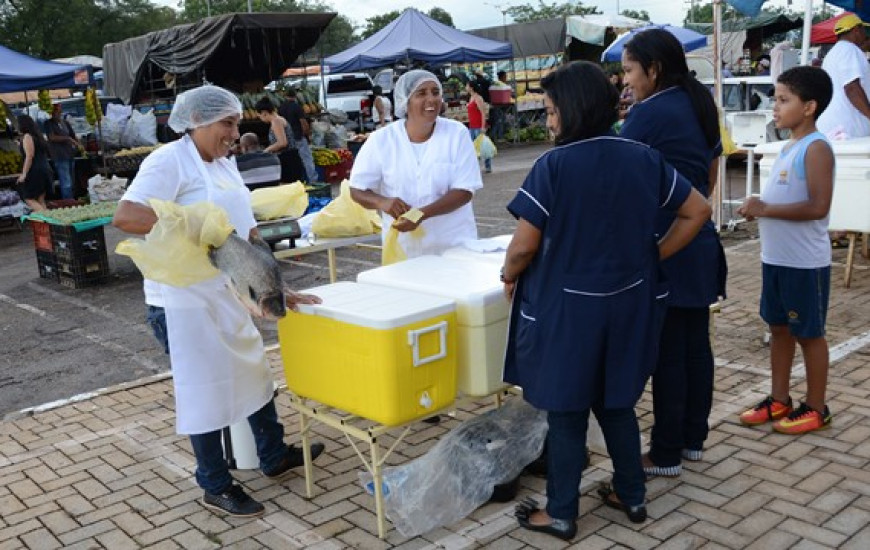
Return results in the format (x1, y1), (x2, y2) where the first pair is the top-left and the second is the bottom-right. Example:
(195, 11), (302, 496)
(811, 12), (853, 45)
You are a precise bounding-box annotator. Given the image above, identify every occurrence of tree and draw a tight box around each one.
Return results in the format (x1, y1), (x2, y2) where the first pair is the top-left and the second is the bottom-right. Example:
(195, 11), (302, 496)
(620, 9), (650, 22)
(427, 7), (454, 27)
(506, 1), (598, 23)
(360, 9), (402, 39)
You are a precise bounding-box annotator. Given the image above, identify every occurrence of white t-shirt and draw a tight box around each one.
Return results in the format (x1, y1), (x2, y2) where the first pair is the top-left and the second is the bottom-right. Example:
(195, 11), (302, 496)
(350, 117), (482, 256)
(121, 136), (256, 307)
(759, 132), (832, 269)
(372, 96), (393, 124)
(817, 40), (870, 139)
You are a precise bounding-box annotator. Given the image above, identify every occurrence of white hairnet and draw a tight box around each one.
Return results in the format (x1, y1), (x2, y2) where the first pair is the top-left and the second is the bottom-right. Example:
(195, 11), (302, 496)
(393, 70), (443, 119)
(167, 85), (242, 133)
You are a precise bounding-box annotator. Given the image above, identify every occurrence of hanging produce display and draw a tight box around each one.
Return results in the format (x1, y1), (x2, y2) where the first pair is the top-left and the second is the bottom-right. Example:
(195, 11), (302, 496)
(38, 90), (53, 113)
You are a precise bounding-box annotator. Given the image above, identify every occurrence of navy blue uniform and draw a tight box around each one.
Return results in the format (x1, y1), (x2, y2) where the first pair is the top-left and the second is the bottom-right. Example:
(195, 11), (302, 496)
(503, 135), (692, 412)
(621, 85), (726, 469)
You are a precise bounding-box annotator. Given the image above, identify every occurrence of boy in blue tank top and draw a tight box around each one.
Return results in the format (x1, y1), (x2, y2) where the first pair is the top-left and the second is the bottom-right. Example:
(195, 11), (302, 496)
(737, 66), (835, 434)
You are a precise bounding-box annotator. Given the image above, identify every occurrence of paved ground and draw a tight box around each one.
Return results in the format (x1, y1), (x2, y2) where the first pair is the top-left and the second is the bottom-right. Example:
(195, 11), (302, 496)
(1, 143), (870, 548)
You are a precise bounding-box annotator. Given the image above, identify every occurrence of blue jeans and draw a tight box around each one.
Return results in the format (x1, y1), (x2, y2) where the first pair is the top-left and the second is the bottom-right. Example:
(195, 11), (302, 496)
(145, 305), (169, 354)
(546, 406), (645, 520)
(54, 158), (74, 199)
(296, 137), (318, 184)
(190, 399), (288, 494)
(468, 128), (492, 171)
(650, 307), (714, 466)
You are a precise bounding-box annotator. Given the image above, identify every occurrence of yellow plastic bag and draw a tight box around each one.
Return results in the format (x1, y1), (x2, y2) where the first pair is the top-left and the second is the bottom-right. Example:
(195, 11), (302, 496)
(311, 180), (381, 238)
(250, 182), (308, 220)
(115, 200), (235, 287)
(720, 115), (739, 157)
(473, 133), (497, 160)
(382, 208), (425, 265)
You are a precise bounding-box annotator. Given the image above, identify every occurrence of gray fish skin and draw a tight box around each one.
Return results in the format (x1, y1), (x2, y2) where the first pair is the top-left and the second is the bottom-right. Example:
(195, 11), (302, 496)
(208, 232), (287, 320)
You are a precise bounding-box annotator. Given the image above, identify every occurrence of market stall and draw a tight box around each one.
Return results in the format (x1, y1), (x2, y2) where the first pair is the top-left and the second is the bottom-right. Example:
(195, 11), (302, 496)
(101, 12), (336, 175)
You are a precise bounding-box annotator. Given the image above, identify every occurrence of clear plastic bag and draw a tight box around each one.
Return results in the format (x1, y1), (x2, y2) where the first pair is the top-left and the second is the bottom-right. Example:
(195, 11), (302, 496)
(473, 133), (497, 160)
(358, 398), (547, 537)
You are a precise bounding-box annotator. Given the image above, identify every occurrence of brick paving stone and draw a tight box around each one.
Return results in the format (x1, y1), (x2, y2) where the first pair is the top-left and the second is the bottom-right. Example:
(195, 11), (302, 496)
(730, 508), (783, 539)
(72, 478), (110, 502)
(808, 487), (859, 515)
(463, 514), (516, 543)
(7, 478), (42, 501)
(840, 524), (870, 550)
(90, 485), (144, 509)
(111, 510), (154, 537)
(596, 523), (659, 550)
(754, 480), (815, 505)
(38, 470), (90, 493)
(795, 471), (844, 495)
(0, 494), (25, 517)
(336, 527), (392, 549)
(640, 510), (695, 540)
(671, 484), (731, 508)
(56, 493), (96, 518)
(56, 518), (115, 546)
(135, 518), (192, 546)
(171, 528), (223, 550)
(710, 473), (760, 499)
(75, 502), (131, 527)
(778, 517), (849, 547)
(702, 456), (749, 481)
(823, 506), (870, 536)
(126, 492), (168, 516)
(653, 531), (706, 550)
(94, 528), (141, 549)
(290, 518), (354, 547)
(0, 519), (40, 544)
(679, 501), (741, 528)
(18, 527), (62, 549)
(23, 463), (58, 485)
(686, 520), (749, 549)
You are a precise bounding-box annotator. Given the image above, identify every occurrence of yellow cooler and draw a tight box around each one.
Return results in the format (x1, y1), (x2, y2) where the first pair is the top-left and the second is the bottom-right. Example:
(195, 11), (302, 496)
(279, 282), (457, 426)
(357, 256), (509, 397)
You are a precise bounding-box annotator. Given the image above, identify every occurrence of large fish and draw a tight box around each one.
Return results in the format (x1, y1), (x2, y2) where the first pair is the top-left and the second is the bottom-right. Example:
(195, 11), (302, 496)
(208, 233), (287, 320)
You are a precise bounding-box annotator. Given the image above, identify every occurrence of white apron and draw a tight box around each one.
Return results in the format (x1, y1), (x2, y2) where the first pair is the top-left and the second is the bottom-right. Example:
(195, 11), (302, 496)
(164, 139), (273, 435)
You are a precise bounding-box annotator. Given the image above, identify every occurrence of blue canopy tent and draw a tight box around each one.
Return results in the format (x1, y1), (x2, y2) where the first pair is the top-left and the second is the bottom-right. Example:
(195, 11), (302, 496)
(0, 44), (92, 92)
(324, 8), (513, 72)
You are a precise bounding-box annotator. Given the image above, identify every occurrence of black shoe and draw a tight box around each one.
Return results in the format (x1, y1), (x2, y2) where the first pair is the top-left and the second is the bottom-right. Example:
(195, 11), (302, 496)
(515, 497), (577, 541)
(597, 484), (647, 523)
(264, 442), (325, 479)
(202, 484), (264, 517)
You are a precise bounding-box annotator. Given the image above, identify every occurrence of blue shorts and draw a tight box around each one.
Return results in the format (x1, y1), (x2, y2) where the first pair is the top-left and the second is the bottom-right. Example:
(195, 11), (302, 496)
(760, 263), (830, 339)
(146, 305), (169, 354)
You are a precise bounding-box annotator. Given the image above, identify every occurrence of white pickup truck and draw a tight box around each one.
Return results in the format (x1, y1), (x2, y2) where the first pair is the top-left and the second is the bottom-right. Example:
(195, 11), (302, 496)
(287, 73), (374, 131)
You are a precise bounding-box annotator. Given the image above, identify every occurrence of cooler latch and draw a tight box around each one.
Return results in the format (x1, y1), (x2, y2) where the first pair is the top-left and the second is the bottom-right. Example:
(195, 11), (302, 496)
(408, 321), (448, 367)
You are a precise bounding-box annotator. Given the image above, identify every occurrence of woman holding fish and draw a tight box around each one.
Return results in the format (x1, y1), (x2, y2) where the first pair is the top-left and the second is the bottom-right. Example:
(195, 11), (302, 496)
(113, 85), (324, 519)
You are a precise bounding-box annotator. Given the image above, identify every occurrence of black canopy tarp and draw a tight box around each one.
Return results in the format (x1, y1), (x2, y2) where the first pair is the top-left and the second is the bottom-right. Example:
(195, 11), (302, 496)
(468, 18), (565, 59)
(685, 11), (803, 35)
(103, 12), (335, 104)
(0, 44), (92, 93)
(324, 8), (512, 72)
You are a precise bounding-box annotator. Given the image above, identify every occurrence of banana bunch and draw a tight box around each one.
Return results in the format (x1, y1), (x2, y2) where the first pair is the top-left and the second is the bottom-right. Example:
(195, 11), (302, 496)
(45, 202), (117, 225)
(0, 150), (23, 176)
(38, 90), (52, 113)
(311, 147), (341, 166)
(84, 88), (102, 126)
(114, 145), (161, 157)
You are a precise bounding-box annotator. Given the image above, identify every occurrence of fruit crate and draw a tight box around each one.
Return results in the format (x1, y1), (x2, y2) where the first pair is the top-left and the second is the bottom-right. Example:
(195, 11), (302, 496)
(106, 154), (147, 173)
(50, 224), (107, 262)
(31, 220), (53, 252)
(35, 249), (59, 282)
(57, 252), (109, 289)
(323, 159), (353, 184)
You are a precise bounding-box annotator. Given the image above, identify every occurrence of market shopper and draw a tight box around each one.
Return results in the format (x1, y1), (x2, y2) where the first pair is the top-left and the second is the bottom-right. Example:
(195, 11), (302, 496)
(255, 97), (307, 183)
(45, 103), (81, 199)
(277, 88), (318, 182)
(16, 115), (52, 212)
(112, 85), (325, 518)
(235, 132), (282, 189)
(466, 80), (492, 173)
(349, 69), (482, 258)
(371, 85), (393, 128)
(503, 61), (711, 541)
(817, 13), (870, 140)
(619, 28), (727, 478)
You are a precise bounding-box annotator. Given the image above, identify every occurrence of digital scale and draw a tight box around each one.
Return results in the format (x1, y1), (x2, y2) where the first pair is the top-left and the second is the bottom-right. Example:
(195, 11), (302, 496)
(257, 217), (302, 249)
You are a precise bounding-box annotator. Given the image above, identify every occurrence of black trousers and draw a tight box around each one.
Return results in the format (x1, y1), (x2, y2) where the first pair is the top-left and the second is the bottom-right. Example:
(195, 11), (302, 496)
(649, 307), (714, 467)
(278, 148), (308, 184)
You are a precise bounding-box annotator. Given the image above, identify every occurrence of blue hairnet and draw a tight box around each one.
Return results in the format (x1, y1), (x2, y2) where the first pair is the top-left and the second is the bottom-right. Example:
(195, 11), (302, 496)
(168, 85), (242, 133)
(393, 70), (443, 119)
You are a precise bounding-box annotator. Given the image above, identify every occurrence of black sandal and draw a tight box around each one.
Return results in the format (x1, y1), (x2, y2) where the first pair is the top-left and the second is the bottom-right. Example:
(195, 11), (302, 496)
(514, 497), (577, 541)
(596, 484), (647, 523)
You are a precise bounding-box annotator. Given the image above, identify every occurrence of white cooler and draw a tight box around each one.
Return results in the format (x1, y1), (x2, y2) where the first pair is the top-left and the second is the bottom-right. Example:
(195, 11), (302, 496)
(358, 256), (510, 396)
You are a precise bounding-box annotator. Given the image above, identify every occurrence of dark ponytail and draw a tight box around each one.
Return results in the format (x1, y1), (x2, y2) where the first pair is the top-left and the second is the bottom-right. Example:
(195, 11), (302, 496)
(623, 29), (720, 149)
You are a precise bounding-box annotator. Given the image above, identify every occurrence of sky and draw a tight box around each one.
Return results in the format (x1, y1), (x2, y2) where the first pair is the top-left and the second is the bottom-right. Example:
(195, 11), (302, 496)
(312, 0), (806, 32)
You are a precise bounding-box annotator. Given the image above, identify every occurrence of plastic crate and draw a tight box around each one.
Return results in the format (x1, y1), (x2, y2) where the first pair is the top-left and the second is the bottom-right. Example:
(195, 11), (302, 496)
(323, 159), (353, 184)
(50, 225), (107, 262)
(31, 220), (53, 252)
(57, 253), (109, 289)
(35, 249), (59, 281)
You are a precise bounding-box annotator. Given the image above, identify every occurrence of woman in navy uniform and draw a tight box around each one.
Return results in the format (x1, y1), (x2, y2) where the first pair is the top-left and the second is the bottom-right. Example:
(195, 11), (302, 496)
(620, 29), (727, 477)
(502, 61), (711, 540)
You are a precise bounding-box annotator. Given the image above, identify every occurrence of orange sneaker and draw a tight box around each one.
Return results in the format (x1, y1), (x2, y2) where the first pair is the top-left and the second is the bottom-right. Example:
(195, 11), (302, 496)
(773, 403), (832, 435)
(739, 396), (793, 425)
